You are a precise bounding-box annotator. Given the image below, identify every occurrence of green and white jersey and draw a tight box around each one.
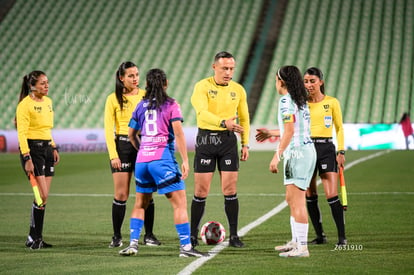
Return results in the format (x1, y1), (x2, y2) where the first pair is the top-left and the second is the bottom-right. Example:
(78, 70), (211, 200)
(277, 93), (312, 148)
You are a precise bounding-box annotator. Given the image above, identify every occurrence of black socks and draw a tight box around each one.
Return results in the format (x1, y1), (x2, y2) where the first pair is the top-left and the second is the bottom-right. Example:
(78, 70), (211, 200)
(29, 202), (45, 240)
(327, 196), (346, 240)
(144, 199), (155, 236)
(306, 195), (325, 238)
(190, 196), (206, 237)
(224, 194), (239, 236)
(112, 199), (127, 238)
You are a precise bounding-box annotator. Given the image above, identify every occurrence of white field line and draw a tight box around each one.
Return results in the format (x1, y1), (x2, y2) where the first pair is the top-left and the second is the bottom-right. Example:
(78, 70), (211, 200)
(0, 151), (403, 273)
(176, 150), (391, 275)
(1, 191), (413, 197)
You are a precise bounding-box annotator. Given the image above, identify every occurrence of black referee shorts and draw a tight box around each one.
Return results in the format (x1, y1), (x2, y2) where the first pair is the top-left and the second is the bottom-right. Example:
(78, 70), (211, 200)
(110, 135), (137, 173)
(312, 138), (338, 175)
(20, 139), (55, 177)
(194, 129), (239, 173)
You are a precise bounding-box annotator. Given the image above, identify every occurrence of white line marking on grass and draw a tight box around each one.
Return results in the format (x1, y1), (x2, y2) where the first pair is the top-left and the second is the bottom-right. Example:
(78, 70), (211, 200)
(1, 191), (413, 197)
(177, 150), (391, 275)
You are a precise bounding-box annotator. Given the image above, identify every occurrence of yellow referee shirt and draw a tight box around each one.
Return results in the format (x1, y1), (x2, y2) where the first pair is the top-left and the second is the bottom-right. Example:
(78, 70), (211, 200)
(16, 95), (55, 155)
(308, 95), (345, 151)
(191, 77), (250, 146)
(104, 89), (146, 160)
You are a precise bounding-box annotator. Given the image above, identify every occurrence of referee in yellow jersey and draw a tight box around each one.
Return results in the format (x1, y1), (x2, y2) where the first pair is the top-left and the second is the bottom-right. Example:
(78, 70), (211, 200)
(16, 71), (60, 249)
(104, 61), (160, 248)
(304, 67), (347, 246)
(190, 51), (250, 248)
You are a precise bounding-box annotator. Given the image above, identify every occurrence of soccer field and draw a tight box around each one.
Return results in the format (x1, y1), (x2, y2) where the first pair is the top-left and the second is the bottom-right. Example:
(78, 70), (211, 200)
(0, 150), (413, 274)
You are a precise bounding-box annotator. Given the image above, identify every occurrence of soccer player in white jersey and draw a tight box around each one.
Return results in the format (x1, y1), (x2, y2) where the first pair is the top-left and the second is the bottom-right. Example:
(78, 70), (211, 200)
(256, 66), (316, 257)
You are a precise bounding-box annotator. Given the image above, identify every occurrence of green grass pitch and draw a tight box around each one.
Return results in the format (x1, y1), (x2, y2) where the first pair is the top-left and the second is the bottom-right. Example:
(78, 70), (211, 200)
(0, 150), (413, 274)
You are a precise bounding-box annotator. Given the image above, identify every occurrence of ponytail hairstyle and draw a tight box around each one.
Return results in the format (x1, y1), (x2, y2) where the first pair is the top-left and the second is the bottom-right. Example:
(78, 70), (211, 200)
(19, 70), (46, 103)
(115, 61), (137, 110)
(144, 68), (172, 110)
(304, 67), (325, 94)
(277, 66), (307, 110)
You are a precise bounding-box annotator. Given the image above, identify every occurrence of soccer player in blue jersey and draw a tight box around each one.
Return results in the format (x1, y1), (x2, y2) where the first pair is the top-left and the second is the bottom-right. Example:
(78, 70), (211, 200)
(119, 68), (207, 257)
(256, 66), (316, 257)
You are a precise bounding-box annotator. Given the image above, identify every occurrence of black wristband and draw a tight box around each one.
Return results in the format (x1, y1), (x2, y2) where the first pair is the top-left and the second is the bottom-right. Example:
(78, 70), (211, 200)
(220, 120), (226, 128)
(23, 155), (31, 162)
(337, 150), (345, 155)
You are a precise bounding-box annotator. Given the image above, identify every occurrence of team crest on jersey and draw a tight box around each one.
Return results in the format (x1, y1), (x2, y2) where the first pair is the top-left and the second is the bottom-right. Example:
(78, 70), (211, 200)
(324, 116), (332, 128)
(230, 92), (236, 100)
(208, 90), (218, 99)
(323, 104), (329, 112)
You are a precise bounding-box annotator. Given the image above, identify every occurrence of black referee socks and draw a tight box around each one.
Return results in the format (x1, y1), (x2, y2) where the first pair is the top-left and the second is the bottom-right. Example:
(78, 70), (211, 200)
(224, 194), (239, 236)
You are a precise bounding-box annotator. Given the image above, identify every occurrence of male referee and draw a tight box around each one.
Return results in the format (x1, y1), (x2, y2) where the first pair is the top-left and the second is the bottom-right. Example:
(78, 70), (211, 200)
(190, 51), (250, 248)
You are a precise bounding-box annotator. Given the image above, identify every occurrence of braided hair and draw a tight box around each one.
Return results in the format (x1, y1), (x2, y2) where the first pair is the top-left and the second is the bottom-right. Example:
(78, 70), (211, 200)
(144, 68), (172, 110)
(277, 66), (307, 110)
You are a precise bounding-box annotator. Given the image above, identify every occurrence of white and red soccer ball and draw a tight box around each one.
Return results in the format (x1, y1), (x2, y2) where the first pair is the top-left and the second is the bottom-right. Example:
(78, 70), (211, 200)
(200, 221), (226, 245)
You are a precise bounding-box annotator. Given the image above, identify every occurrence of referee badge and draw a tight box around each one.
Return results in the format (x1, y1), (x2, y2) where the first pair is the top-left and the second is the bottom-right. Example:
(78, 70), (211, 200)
(324, 116), (332, 128)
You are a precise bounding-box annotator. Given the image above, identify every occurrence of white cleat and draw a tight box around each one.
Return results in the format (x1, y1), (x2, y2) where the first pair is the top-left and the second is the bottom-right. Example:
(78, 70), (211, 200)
(279, 247), (310, 258)
(275, 241), (297, 252)
(119, 243), (138, 256)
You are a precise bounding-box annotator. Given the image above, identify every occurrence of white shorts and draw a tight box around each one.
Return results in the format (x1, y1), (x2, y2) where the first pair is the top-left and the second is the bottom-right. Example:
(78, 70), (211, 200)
(283, 144), (316, 190)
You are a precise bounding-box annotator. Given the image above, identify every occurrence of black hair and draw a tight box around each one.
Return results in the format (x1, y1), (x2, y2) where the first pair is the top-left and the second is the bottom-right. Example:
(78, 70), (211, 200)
(400, 112), (410, 123)
(19, 70), (46, 103)
(277, 66), (308, 110)
(144, 68), (172, 110)
(214, 51), (234, 62)
(115, 61), (137, 110)
(304, 67), (325, 94)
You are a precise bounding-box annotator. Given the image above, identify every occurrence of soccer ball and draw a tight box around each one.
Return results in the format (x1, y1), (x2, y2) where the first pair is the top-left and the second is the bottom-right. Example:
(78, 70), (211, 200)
(200, 221), (226, 245)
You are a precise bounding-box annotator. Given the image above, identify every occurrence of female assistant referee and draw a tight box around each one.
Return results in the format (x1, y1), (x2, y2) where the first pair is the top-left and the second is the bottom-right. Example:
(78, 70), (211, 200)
(304, 67), (347, 246)
(16, 70), (60, 250)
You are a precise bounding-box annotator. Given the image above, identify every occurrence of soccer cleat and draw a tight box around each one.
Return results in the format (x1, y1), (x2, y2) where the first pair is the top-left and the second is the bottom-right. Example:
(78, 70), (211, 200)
(25, 236), (34, 247)
(40, 240), (52, 248)
(309, 236), (327, 244)
(143, 234), (161, 246)
(29, 239), (52, 250)
(109, 236), (123, 248)
(229, 235), (245, 248)
(119, 242), (138, 256)
(179, 247), (209, 257)
(190, 236), (199, 248)
(337, 238), (347, 246)
(279, 247), (310, 258)
(275, 241), (296, 252)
